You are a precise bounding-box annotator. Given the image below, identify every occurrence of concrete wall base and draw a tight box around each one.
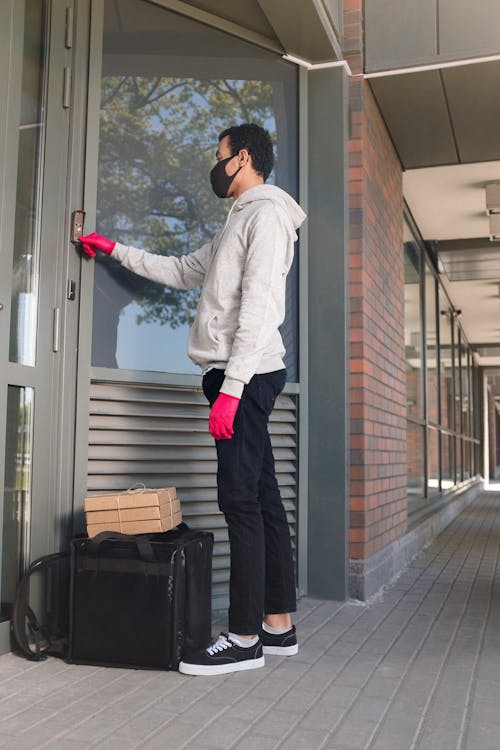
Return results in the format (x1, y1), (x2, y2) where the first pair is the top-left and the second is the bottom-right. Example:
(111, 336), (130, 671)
(349, 479), (484, 600)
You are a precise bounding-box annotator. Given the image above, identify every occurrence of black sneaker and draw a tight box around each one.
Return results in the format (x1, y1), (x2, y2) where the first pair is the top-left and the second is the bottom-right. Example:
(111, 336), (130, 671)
(178, 633), (265, 676)
(261, 625), (298, 656)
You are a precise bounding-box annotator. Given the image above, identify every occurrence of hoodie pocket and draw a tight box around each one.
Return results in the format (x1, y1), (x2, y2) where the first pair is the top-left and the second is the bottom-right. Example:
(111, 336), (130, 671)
(206, 314), (219, 344)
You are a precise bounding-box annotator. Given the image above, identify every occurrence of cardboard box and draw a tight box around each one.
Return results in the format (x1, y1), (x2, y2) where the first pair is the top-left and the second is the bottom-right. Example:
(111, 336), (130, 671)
(84, 487), (177, 512)
(85, 498), (181, 525)
(86, 511), (183, 538)
(84, 487), (182, 538)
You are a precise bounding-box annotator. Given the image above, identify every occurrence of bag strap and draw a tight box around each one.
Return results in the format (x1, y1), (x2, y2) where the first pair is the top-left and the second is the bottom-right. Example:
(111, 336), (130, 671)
(86, 531), (156, 562)
(11, 552), (69, 661)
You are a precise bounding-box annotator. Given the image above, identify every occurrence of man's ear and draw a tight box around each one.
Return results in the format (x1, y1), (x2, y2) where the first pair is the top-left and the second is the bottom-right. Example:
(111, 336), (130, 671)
(238, 148), (251, 167)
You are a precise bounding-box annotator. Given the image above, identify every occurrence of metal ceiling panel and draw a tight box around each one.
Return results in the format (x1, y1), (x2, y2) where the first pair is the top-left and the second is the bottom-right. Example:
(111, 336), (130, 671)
(257, 0), (342, 63)
(369, 72), (458, 169)
(439, 0), (500, 59)
(323, 0), (343, 36)
(439, 238), (500, 281)
(439, 238), (500, 256)
(181, 0), (279, 39)
(442, 267), (500, 282)
(365, 0), (437, 72)
(442, 61), (500, 163)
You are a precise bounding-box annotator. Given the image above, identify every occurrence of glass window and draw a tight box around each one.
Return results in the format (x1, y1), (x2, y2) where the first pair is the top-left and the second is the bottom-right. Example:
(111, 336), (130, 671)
(404, 225), (479, 512)
(91, 0), (299, 378)
(467, 349), (473, 438)
(454, 326), (462, 436)
(465, 440), (470, 479)
(427, 427), (440, 496)
(441, 432), (455, 490)
(1, 387), (33, 621)
(439, 297), (454, 431)
(472, 361), (479, 440)
(404, 232), (423, 421)
(456, 436), (463, 483)
(460, 340), (469, 438)
(407, 421), (425, 513)
(425, 263), (438, 426)
(8, 0), (47, 366)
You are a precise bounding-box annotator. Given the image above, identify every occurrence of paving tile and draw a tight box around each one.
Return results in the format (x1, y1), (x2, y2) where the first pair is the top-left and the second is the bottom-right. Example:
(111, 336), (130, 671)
(464, 723), (500, 750)
(272, 689), (317, 713)
(0, 736), (20, 749)
(222, 734), (279, 750)
(136, 719), (201, 749)
(345, 695), (390, 722)
(467, 698), (500, 729)
(316, 684), (359, 708)
(279, 726), (329, 749)
(330, 718), (378, 747)
(189, 716), (250, 748)
(89, 739), (137, 750)
(0, 495), (498, 750)
(473, 678), (500, 701)
(21, 741), (90, 750)
(110, 708), (176, 740)
(229, 696), (269, 721)
(297, 702), (346, 730)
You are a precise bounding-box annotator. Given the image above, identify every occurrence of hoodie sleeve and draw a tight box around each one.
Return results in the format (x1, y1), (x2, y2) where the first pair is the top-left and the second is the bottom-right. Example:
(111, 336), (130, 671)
(220, 203), (293, 399)
(112, 241), (212, 290)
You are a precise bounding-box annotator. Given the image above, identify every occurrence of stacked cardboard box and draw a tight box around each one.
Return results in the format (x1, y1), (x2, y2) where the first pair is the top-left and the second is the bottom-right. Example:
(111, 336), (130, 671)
(84, 487), (182, 538)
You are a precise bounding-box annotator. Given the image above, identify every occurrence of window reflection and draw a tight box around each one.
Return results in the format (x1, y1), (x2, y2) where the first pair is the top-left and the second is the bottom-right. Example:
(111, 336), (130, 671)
(407, 421), (425, 513)
(427, 427), (440, 496)
(404, 221), (479, 512)
(441, 433), (454, 489)
(1, 387), (33, 621)
(92, 0), (298, 377)
(439, 294), (453, 432)
(404, 239), (423, 420)
(9, 0), (47, 366)
(425, 264), (438, 426)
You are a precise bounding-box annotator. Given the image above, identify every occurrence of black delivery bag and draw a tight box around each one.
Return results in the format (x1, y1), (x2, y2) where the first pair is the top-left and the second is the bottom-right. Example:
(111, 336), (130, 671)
(68, 524), (213, 669)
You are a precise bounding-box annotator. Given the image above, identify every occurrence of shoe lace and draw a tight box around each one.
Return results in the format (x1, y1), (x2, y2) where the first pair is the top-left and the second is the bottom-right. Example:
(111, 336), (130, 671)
(206, 633), (234, 655)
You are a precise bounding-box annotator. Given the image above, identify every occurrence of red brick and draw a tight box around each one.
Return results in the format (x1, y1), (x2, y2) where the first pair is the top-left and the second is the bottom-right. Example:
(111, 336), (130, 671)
(347, 71), (407, 560)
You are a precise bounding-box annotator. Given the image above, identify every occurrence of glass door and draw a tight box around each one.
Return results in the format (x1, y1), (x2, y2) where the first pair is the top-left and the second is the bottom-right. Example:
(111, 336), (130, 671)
(0, 0), (77, 650)
(85, 0), (298, 379)
(72, 0), (300, 598)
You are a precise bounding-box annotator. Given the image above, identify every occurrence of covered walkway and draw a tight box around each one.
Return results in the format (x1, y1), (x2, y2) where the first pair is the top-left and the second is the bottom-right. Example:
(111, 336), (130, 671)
(0, 490), (499, 749)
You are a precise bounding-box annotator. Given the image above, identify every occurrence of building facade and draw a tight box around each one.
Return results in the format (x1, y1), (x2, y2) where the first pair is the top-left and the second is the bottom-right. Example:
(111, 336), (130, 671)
(0, 0), (497, 653)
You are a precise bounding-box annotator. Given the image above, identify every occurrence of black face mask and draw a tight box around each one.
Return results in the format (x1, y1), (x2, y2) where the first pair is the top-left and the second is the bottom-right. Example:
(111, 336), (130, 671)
(210, 153), (242, 198)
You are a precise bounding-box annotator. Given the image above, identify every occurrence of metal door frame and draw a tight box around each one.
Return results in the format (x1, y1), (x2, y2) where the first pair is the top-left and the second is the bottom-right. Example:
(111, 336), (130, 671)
(0, 0), (84, 652)
(72, 0), (310, 600)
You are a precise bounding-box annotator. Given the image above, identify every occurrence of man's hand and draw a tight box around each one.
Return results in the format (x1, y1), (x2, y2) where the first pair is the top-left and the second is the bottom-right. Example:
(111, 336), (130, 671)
(78, 232), (116, 258)
(209, 393), (240, 440)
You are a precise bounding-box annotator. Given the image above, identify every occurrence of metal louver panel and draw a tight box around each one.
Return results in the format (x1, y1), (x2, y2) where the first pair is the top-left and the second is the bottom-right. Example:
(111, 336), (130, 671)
(87, 381), (298, 610)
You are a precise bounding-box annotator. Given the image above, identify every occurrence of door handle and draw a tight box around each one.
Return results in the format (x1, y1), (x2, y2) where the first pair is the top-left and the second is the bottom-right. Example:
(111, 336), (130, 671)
(70, 210), (85, 243)
(52, 307), (61, 352)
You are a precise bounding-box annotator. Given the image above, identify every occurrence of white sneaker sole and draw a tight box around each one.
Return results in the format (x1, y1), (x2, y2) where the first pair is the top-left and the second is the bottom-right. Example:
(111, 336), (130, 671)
(262, 644), (299, 656)
(178, 655), (265, 676)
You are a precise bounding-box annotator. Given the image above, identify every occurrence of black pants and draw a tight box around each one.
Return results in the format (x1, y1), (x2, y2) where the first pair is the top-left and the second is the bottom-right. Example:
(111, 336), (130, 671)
(202, 368), (297, 634)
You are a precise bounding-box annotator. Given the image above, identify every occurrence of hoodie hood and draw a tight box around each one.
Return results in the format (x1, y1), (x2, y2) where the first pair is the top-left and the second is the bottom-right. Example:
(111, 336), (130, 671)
(233, 184), (306, 231)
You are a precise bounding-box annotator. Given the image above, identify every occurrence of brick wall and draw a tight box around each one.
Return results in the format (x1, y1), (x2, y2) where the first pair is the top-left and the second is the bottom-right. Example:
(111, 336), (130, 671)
(344, 0), (407, 562)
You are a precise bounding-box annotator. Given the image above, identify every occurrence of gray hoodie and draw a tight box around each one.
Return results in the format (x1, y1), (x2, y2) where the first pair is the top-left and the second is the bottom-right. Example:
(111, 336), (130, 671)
(112, 184), (306, 398)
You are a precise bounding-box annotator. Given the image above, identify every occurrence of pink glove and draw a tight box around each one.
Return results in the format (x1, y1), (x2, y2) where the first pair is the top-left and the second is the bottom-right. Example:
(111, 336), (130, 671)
(209, 393), (240, 440)
(78, 232), (116, 258)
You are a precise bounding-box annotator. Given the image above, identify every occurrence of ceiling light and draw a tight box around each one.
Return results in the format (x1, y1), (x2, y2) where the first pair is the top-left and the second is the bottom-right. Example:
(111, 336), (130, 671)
(485, 181), (500, 215)
(489, 213), (500, 241)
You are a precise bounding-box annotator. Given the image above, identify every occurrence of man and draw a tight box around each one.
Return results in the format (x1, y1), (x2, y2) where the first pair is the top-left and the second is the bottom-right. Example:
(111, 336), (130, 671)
(78, 123), (306, 676)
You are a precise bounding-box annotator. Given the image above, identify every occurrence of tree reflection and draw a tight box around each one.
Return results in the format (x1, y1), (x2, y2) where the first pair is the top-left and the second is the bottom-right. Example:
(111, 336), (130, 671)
(95, 76), (276, 329)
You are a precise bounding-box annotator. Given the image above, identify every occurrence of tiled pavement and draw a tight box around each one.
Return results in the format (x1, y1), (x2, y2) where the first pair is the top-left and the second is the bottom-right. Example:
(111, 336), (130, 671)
(1, 490), (500, 749)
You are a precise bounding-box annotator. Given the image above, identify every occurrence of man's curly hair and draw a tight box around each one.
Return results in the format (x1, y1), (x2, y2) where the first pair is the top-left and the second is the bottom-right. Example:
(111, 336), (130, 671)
(219, 123), (274, 181)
